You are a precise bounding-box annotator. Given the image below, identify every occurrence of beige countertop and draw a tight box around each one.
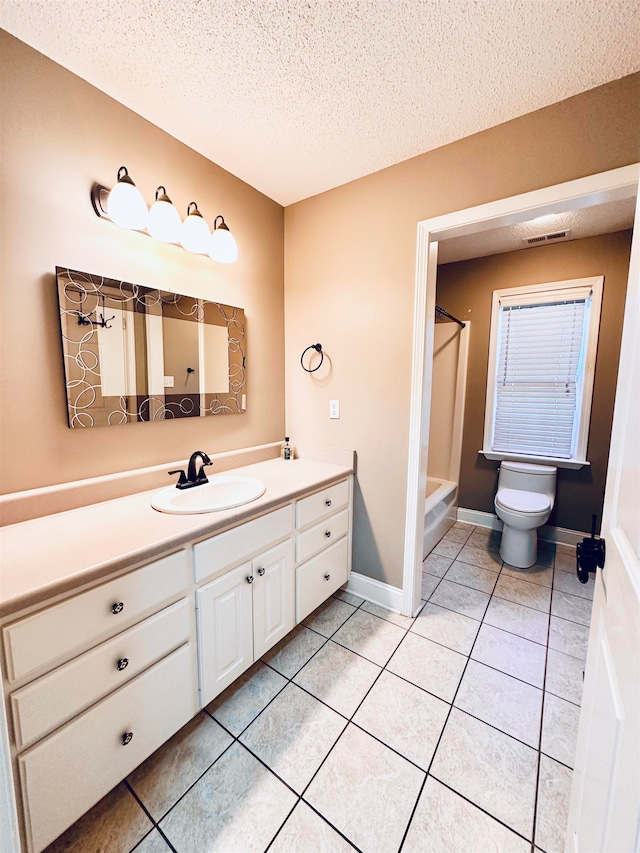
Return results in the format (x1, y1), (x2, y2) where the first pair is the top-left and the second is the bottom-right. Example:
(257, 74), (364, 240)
(0, 457), (353, 617)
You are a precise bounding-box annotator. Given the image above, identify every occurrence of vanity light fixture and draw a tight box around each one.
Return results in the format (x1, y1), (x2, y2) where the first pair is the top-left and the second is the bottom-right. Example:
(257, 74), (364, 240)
(147, 186), (183, 243)
(91, 167), (238, 263)
(209, 215), (239, 264)
(103, 166), (148, 231)
(181, 202), (212, 254)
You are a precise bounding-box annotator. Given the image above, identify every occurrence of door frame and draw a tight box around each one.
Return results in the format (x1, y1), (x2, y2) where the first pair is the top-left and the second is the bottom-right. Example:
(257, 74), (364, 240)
(402, 163), (640, 617)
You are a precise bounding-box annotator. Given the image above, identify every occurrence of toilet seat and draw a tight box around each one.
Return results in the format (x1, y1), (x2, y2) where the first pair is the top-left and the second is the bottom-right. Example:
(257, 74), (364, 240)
(495, 488), (550, 514)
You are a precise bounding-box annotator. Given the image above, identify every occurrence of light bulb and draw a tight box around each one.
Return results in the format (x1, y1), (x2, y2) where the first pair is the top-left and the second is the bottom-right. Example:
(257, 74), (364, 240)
(106, 166), (148, 230)
(180, 202), (211, 254)
(208, 216), (238, 263)
(147, 186), (182, 243)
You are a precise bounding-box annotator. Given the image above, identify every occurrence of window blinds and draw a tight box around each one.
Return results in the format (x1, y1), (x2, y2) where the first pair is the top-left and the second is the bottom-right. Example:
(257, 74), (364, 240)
(492, 298), (589, 459)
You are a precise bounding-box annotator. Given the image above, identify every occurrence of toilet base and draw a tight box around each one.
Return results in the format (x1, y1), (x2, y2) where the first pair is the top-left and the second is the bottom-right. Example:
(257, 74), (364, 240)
(499, 525), (538, 569)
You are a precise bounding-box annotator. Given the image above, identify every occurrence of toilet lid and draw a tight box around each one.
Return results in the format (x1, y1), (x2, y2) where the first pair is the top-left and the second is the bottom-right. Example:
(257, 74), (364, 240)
(496, 488), (550, 513)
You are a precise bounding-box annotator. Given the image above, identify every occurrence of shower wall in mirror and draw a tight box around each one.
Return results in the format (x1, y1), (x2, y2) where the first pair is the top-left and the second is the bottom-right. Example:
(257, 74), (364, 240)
(56, 267), (246, 428)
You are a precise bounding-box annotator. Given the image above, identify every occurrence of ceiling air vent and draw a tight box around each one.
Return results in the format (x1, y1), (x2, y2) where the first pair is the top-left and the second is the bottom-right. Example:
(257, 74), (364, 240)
(523, 229), (571, 246)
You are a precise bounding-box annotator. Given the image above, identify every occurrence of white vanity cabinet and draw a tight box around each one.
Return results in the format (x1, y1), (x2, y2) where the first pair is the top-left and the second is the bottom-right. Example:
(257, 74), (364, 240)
(294, 480), (352, 622)
(194, 478), (352, 707)
(196, 539), (294, 704)
(2, 550), (196, 853)
(0, 463), (354, 853)
(194, 505), (295, 705)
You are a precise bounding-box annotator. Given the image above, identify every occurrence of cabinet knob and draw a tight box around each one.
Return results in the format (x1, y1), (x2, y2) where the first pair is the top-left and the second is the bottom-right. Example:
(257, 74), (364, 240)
(325, 499), (332, 507)
(121, 732), (133, 746)
(116, 658), (129, 672)
(257, 567), (266, 576)
(325, 530), (331, 538)
(111, 602), (124, 615)
(246, 575), (254, 584)
(324, 573), (331, 581)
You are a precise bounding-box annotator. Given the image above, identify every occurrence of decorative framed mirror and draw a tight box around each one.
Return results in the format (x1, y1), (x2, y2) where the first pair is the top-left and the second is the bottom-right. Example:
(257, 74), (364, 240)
(56, 267), (246, 428)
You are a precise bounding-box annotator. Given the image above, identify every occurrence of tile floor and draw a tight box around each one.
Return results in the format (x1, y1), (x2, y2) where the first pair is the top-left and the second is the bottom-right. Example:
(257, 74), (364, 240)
(45, 523), (594, 853)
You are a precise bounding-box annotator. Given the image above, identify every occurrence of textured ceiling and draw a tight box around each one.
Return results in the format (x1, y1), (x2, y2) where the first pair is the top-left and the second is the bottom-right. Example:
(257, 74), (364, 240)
(1, 1), (639, 205)
(439, 197), (637, 263)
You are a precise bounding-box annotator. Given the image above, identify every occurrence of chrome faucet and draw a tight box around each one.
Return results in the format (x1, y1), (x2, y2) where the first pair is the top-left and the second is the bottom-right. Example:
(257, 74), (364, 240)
(168, 450), (212, 490)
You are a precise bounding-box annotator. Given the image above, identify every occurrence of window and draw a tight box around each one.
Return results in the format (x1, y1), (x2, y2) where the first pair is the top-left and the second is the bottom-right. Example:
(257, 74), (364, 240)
(482, 277), (603, 469)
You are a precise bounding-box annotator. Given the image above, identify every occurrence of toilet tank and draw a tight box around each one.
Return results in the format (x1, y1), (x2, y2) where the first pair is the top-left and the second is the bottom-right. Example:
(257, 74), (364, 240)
(497, 461), (557, 501)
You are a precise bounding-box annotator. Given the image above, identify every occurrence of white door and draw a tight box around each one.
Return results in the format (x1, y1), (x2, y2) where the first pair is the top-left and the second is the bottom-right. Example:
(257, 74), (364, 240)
(196, 562), (253, 706)
(252, 541), (295, 659)
(566, 192), (640, 852)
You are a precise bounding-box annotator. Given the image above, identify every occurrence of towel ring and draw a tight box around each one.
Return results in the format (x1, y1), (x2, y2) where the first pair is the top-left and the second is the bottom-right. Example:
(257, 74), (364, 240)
(301, 343), (323, 373)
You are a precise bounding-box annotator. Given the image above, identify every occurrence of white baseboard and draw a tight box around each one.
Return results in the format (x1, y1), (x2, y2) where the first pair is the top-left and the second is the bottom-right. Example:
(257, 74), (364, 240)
(456, 508), (503, 530)
(456, 507), (586, 554)
(345, 572), (404, 614)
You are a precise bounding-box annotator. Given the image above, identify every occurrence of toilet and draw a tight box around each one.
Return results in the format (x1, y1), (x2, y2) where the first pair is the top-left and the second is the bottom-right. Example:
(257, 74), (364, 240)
(494, 461), (557, 568)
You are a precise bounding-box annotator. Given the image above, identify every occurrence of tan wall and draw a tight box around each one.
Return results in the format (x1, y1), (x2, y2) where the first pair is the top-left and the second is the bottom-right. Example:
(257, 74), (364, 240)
(436, 231), (632, 534)
(285, 73), (640, 588)
(0, 32), (285, 494)
(427, 323), (462, 483)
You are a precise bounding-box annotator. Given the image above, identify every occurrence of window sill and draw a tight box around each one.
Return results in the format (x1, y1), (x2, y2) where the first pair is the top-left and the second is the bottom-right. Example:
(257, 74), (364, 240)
(479, 451), (590, 470)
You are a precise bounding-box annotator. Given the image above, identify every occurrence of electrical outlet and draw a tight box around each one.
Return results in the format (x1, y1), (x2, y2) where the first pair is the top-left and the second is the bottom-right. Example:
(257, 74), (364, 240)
(164, 376), (174, 388)
(329, 399), (340, 419)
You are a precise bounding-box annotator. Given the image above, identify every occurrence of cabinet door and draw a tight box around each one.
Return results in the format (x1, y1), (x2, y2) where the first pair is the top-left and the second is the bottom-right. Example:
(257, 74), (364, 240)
(196, 563), (253, 706)
(252, 540), (295, 659)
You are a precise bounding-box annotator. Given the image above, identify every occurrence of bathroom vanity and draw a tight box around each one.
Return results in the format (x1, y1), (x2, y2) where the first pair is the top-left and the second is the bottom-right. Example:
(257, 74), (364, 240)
(0, 448), (354, 853)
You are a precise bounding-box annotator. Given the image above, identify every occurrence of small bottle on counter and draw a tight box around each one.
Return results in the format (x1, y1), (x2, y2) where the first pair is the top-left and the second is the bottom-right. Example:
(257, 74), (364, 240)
(281, 436), (294, 460)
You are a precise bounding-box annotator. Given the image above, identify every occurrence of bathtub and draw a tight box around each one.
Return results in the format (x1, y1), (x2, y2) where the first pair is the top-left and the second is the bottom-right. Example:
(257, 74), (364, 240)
(423, 478), (457, 559)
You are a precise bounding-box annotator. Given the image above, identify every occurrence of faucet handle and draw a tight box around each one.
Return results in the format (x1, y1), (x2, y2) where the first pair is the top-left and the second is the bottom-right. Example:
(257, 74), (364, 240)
(168, 469), (189, 489)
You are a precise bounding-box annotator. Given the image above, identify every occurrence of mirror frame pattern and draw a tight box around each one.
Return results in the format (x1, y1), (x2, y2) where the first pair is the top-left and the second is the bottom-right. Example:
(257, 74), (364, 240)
(56, 266), (246, 428)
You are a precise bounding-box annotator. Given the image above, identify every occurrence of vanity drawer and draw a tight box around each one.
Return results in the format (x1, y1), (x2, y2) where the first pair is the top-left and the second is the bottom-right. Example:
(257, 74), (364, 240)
(295, 480), (349, 530)
(11, 599), (190, 750)
(193, 504), (293, 584)
(296, 537), (350, 623)
(296, 509), (349, 564)
(19, 643), (195, 853)
(3, 550), (188, 683)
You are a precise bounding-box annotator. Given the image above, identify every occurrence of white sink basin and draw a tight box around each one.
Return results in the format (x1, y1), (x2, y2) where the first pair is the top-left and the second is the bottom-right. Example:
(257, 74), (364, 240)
(151, 475), (266, 514)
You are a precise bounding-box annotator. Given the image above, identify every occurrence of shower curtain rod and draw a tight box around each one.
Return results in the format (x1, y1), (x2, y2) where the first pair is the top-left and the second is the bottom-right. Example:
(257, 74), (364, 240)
(435, 304), (466, 328)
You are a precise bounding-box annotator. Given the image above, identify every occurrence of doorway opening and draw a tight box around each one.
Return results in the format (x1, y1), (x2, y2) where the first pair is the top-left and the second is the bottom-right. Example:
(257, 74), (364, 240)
(402, 163), (639, 617)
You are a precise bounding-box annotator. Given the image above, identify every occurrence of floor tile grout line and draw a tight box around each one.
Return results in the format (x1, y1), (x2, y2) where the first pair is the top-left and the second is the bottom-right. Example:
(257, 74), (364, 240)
(417, 575), (539, 844)
(262, 630), (330, 681)
(543, 683), (582, 709)
(281, 617), (418, 849)
(529, 563), (557, 853)
(549, 611), (592, 629)
(496, 572), (557, 592)
(550, 584), (595, 602)
(462, 654), (547, 692)
(491, 591), (551, 615)
(231, 608), (413, 836)
(431, 572), (496, 595)
(302, 595), (371, 642)
(481, 615), (550, 648)
(399, 601), (485, 848)
(428, 776), (536, 848)
(129, 822), (179, 853)
(211, 666), (293, 741)
(297, 799), (364, 852)
(123, 781), (179, 853)
(396, 773), (428, 852)
(262, 798), (301, 853)
(131, 732), (239, 830)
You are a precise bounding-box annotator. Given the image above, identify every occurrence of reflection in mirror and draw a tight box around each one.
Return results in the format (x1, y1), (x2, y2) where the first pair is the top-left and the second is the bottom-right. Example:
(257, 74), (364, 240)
(56, 267), (246, 428)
